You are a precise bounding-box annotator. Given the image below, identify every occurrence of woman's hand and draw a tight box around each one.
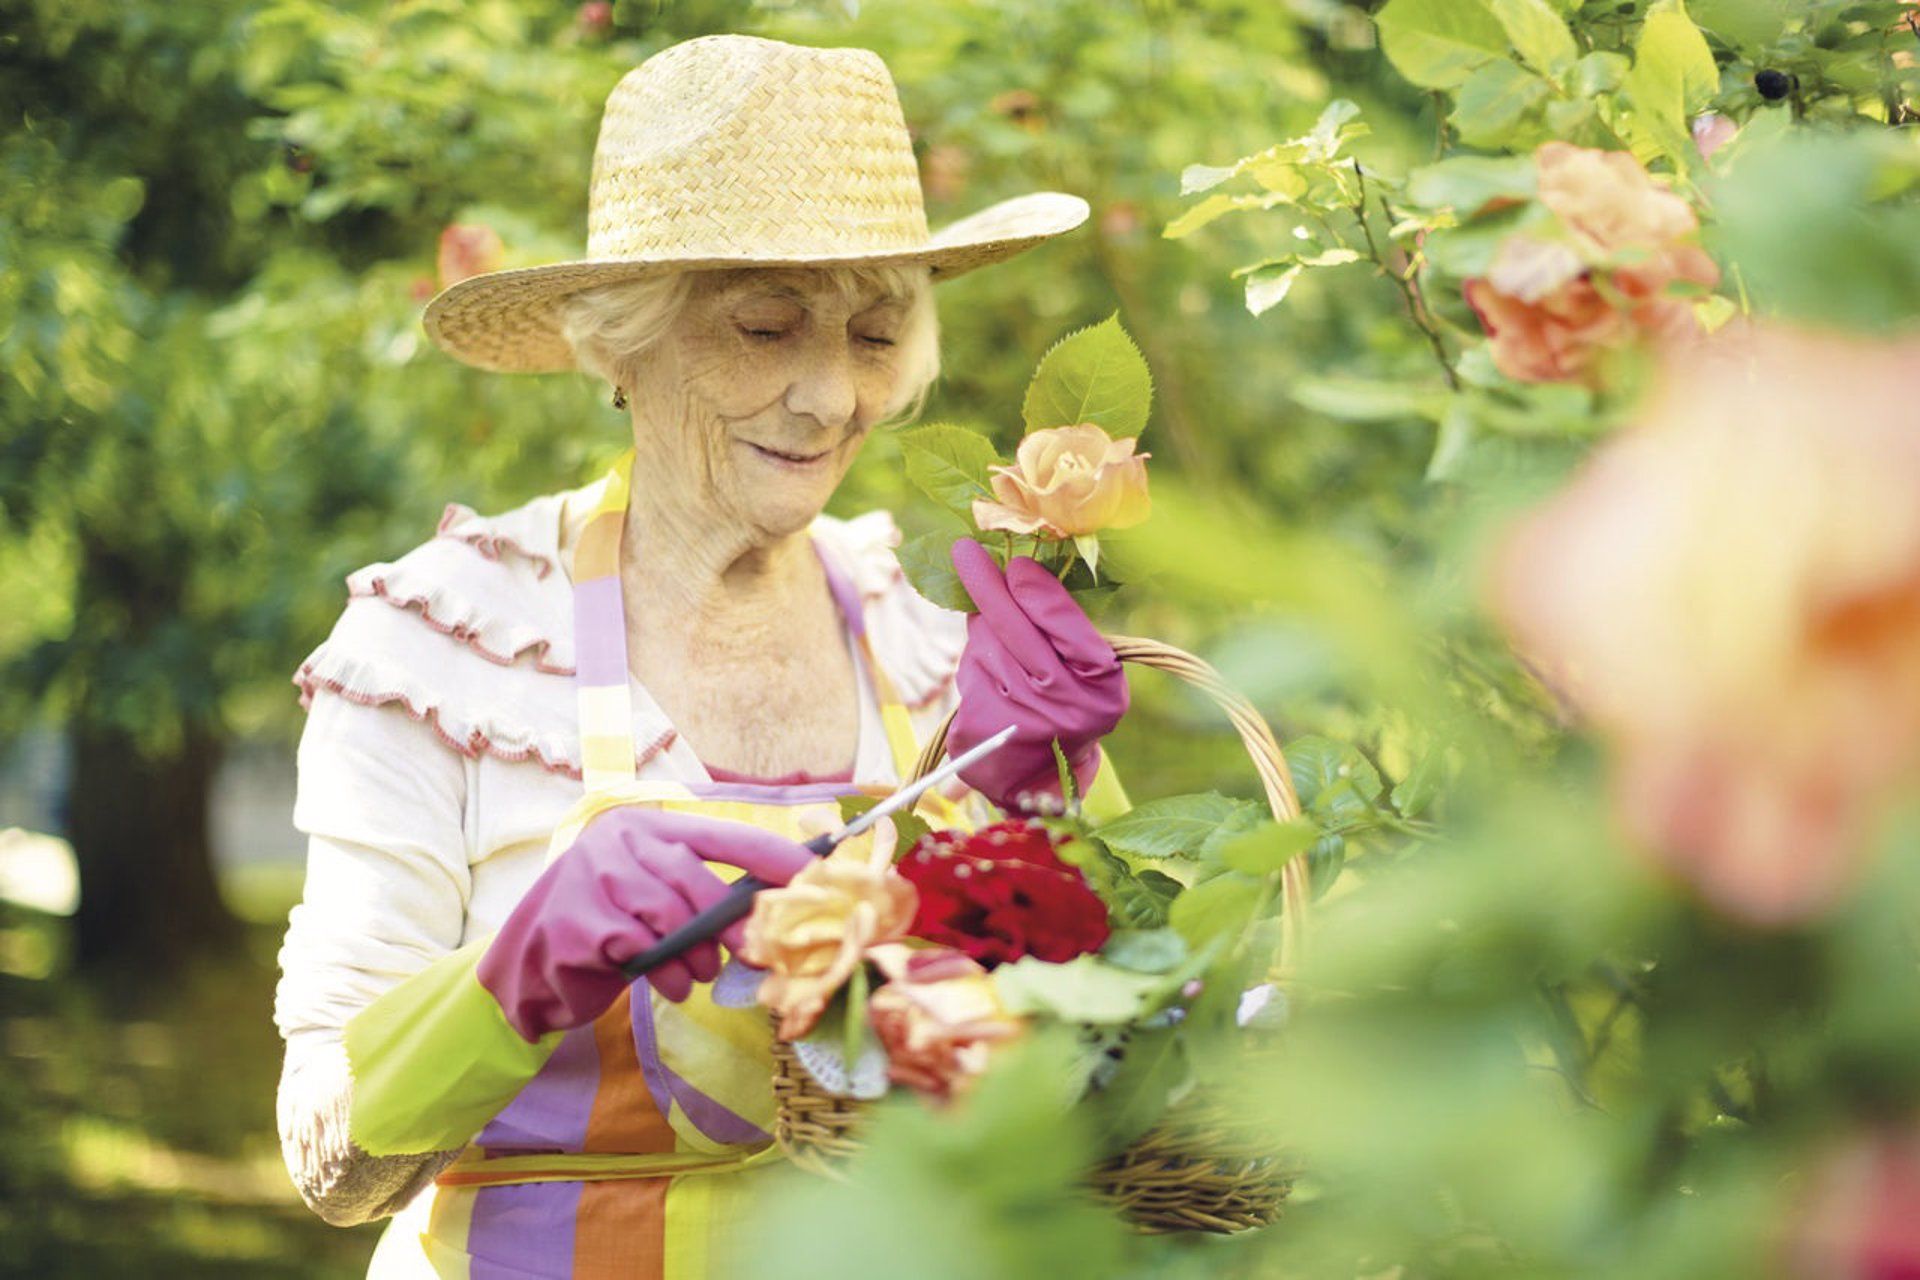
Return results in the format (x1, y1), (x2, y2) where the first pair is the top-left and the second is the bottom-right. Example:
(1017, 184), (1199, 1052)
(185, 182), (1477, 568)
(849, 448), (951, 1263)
(476, 810), (815, 1040)
(947, 538), (1128, 813)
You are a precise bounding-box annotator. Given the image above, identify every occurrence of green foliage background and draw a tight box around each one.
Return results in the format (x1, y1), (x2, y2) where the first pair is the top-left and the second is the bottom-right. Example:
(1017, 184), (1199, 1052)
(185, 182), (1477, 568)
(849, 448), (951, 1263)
(5, 0), (1920, 1275)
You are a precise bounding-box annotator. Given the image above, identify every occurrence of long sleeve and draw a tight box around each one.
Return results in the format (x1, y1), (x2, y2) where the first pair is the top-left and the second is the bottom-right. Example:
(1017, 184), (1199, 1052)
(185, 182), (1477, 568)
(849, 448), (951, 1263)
(274, 688), (475, 1226)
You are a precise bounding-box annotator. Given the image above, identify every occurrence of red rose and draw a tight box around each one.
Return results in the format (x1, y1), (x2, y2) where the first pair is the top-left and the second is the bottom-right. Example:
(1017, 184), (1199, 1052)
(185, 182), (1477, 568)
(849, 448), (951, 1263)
(899, 820), (1111, 967)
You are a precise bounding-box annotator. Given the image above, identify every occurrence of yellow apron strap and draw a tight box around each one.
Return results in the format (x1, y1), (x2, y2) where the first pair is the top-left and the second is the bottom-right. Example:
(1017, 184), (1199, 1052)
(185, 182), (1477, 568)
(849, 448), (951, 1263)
(572, 451), (641, 794)
(858, 631), (924, 783)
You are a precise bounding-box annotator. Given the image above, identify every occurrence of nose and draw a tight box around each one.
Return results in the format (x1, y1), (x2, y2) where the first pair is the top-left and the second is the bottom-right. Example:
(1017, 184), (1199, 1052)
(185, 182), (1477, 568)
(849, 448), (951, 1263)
(782, 340), (857, 433)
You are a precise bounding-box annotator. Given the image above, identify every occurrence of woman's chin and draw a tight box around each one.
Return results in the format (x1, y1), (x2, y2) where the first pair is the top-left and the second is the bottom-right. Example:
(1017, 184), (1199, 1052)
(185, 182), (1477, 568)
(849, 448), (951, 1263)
(739, 478), (838, 538)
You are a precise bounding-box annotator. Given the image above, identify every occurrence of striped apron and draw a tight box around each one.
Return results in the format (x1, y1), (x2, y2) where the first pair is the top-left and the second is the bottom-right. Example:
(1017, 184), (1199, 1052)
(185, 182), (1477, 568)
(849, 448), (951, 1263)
(379, 457), (955, 1278)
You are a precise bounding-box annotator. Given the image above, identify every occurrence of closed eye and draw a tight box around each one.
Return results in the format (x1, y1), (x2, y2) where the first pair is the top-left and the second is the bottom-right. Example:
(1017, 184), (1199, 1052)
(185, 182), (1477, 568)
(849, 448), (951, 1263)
(740, 326), (788, 341)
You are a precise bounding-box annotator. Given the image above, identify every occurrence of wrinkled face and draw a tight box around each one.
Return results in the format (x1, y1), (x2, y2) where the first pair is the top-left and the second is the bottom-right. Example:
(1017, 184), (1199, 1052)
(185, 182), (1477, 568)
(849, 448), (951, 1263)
(632, 268), (912, 540)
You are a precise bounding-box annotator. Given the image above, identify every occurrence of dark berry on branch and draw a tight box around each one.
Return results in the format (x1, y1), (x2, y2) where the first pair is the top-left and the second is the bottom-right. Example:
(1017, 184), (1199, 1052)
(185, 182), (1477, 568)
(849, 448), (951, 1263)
(1755, 69), (1795, 100)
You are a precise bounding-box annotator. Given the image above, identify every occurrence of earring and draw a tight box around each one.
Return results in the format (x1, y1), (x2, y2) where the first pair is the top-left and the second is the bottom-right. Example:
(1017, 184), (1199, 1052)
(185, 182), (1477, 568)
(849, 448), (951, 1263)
(611, 385), (628, 411)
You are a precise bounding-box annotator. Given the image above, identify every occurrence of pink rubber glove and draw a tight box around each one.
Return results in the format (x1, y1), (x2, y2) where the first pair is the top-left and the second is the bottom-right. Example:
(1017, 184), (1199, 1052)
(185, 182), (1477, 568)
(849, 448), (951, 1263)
(948, 538), (1129, 813)
(476, 809), (815, 1041)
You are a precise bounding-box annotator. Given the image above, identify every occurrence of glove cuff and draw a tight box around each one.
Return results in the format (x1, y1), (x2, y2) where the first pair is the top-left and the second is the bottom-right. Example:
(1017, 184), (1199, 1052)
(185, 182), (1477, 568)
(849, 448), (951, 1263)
(343, 939), (564, 1156)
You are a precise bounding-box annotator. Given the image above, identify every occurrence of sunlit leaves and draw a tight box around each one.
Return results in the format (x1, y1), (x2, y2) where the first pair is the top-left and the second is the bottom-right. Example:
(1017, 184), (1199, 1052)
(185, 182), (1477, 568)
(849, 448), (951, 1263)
(1451, 59), (1554, 148)
(1375, 0), (1510, 89)
(1020, 313), (1153, 438)
(1095, 793), (1261, 860)
(896, 423), (1001, 516)
(993, 954), (1178, 1024)
(895, 527), (974, 613)
(1622, 0), (1720, 171)
(1488, 0), (1577, 77)
(1407, 154), (1538, 215)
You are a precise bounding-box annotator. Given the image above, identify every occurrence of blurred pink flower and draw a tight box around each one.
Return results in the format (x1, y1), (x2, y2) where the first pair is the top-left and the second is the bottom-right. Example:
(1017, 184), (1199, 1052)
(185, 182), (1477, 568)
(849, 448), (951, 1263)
(1785, 1126), (1920, 1279)
(866, 942), (1024, 1102)
(1464, 143), (1719, 385)
(1692, 112), (1739, 159)
(1492, 322), (1920, 924)
(436, 223), (504, 291)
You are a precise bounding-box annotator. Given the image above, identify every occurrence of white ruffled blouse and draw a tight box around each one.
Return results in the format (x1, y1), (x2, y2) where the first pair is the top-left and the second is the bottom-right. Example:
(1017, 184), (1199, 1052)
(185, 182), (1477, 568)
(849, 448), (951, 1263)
(271, 479), (965, 1225)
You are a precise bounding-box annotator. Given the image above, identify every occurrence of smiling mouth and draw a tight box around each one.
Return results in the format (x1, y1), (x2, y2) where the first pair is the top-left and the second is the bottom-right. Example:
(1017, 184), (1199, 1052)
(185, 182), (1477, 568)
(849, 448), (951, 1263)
(744, 441), (832, 467)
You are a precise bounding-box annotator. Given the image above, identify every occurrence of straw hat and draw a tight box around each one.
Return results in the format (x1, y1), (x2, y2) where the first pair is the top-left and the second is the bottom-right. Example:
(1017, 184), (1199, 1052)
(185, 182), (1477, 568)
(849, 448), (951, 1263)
(424, 34), (1090, 373)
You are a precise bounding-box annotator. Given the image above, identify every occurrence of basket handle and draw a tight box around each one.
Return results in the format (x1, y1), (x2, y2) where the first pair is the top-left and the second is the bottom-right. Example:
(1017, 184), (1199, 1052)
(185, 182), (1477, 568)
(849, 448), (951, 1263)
(907, 633), (1309, 976)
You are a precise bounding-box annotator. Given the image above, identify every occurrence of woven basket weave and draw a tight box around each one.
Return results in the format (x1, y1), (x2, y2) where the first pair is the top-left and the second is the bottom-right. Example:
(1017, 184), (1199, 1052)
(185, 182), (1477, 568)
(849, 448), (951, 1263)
(771, 634), (1305, 1234)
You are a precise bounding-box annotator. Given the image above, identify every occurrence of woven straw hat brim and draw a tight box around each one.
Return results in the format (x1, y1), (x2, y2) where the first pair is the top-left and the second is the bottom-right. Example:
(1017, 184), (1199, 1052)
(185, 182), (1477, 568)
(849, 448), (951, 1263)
(424, 191), (1089, 374)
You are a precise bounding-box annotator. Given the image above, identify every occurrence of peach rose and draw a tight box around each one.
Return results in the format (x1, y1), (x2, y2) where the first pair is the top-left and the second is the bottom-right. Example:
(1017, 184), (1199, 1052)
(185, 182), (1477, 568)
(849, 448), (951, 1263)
(866, 943), (1025, 1102)
(1492, 322), (1920, 924)
(744, 826), (917, 1040)
(1534, 142), (1702, 260)
(1464, 143), (1720, 385)
(436, 223), (504, 290)
(972, 424), (1152, 540)
(1464, 273), (1634, 384)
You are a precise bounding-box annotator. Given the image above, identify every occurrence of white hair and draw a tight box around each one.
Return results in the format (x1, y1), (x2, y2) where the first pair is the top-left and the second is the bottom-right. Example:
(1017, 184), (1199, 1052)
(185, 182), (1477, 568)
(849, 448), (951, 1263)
(558, 263), (941, 426)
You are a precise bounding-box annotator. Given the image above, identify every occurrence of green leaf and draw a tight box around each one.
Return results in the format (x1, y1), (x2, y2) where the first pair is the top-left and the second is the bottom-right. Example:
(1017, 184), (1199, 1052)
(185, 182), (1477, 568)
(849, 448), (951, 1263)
(1054, 835), (1177, 929)
(1569, 49), (1631, 98)
(1624, 0), (1720, 171)
(897, 423), (1000, 515)
(1374, 0), (1508, 89)
(1300, 247), (1364, 268)
(1290, 376), (1451, 422)
(1425, 399), (1479, 482)
(1392, 748), (1448, 819)
(993, 955), (1175, 1024)
(1488, 0), (1576, 75)
(1286, 735), (1384, 819)
(1688, 0), (1796, 53)
(1307, 832), (1347, 899)
(1168, 871), (1263, 949)
(836, 794), (933, 855)
(1095, 793), (1261, 860)
(844, 960), (869, 1083)
(1449, 59), (1552, 149)
(1082, 1026), (1193, 1154)
(1245, 263), (1302, 317)
(1021, 314), (1154, 438)
(1100, 928), (1189, 974)
(1218, 818), (1320, 875)
(896, 530), (975, 613)
(1163, 190), (1293, 239)
(1179, 161), (1240, 195)
(1407, 155), (1539, 216)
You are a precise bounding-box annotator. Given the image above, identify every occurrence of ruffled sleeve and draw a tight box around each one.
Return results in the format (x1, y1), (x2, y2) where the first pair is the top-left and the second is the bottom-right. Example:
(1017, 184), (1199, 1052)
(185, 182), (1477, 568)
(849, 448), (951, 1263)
(290, 490), (598, 779)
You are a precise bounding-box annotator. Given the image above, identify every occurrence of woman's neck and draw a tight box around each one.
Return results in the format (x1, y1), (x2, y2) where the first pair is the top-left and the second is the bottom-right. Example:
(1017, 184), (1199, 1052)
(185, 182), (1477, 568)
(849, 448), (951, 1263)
(615, 453), (822, 634)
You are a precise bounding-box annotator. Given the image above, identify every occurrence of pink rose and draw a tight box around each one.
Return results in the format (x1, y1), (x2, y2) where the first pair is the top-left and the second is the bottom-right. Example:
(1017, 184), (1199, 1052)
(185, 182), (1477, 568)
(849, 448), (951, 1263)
(1492, 322), (1920, 924)
(1692, 112), (1739, 159)
(1464, 143), (1720, 385)
(1785, 1126), (1920, 1278)
(866, 943), (1025, 1102)
(972, 423), (1152, 540)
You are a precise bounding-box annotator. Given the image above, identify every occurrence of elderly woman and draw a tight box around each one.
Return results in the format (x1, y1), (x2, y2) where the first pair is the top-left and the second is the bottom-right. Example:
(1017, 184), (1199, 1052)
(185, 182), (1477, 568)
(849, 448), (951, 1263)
(273, 34), (1128, 1280)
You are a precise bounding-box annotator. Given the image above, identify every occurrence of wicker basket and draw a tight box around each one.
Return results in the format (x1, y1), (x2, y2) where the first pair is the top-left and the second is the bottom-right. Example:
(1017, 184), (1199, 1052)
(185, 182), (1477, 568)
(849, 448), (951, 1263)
(772, 634), (1307, 1233)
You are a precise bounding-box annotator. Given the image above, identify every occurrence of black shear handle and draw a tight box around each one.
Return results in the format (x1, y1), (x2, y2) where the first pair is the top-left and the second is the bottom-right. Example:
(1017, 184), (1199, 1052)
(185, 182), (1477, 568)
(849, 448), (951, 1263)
(618, 830), (836, 980)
